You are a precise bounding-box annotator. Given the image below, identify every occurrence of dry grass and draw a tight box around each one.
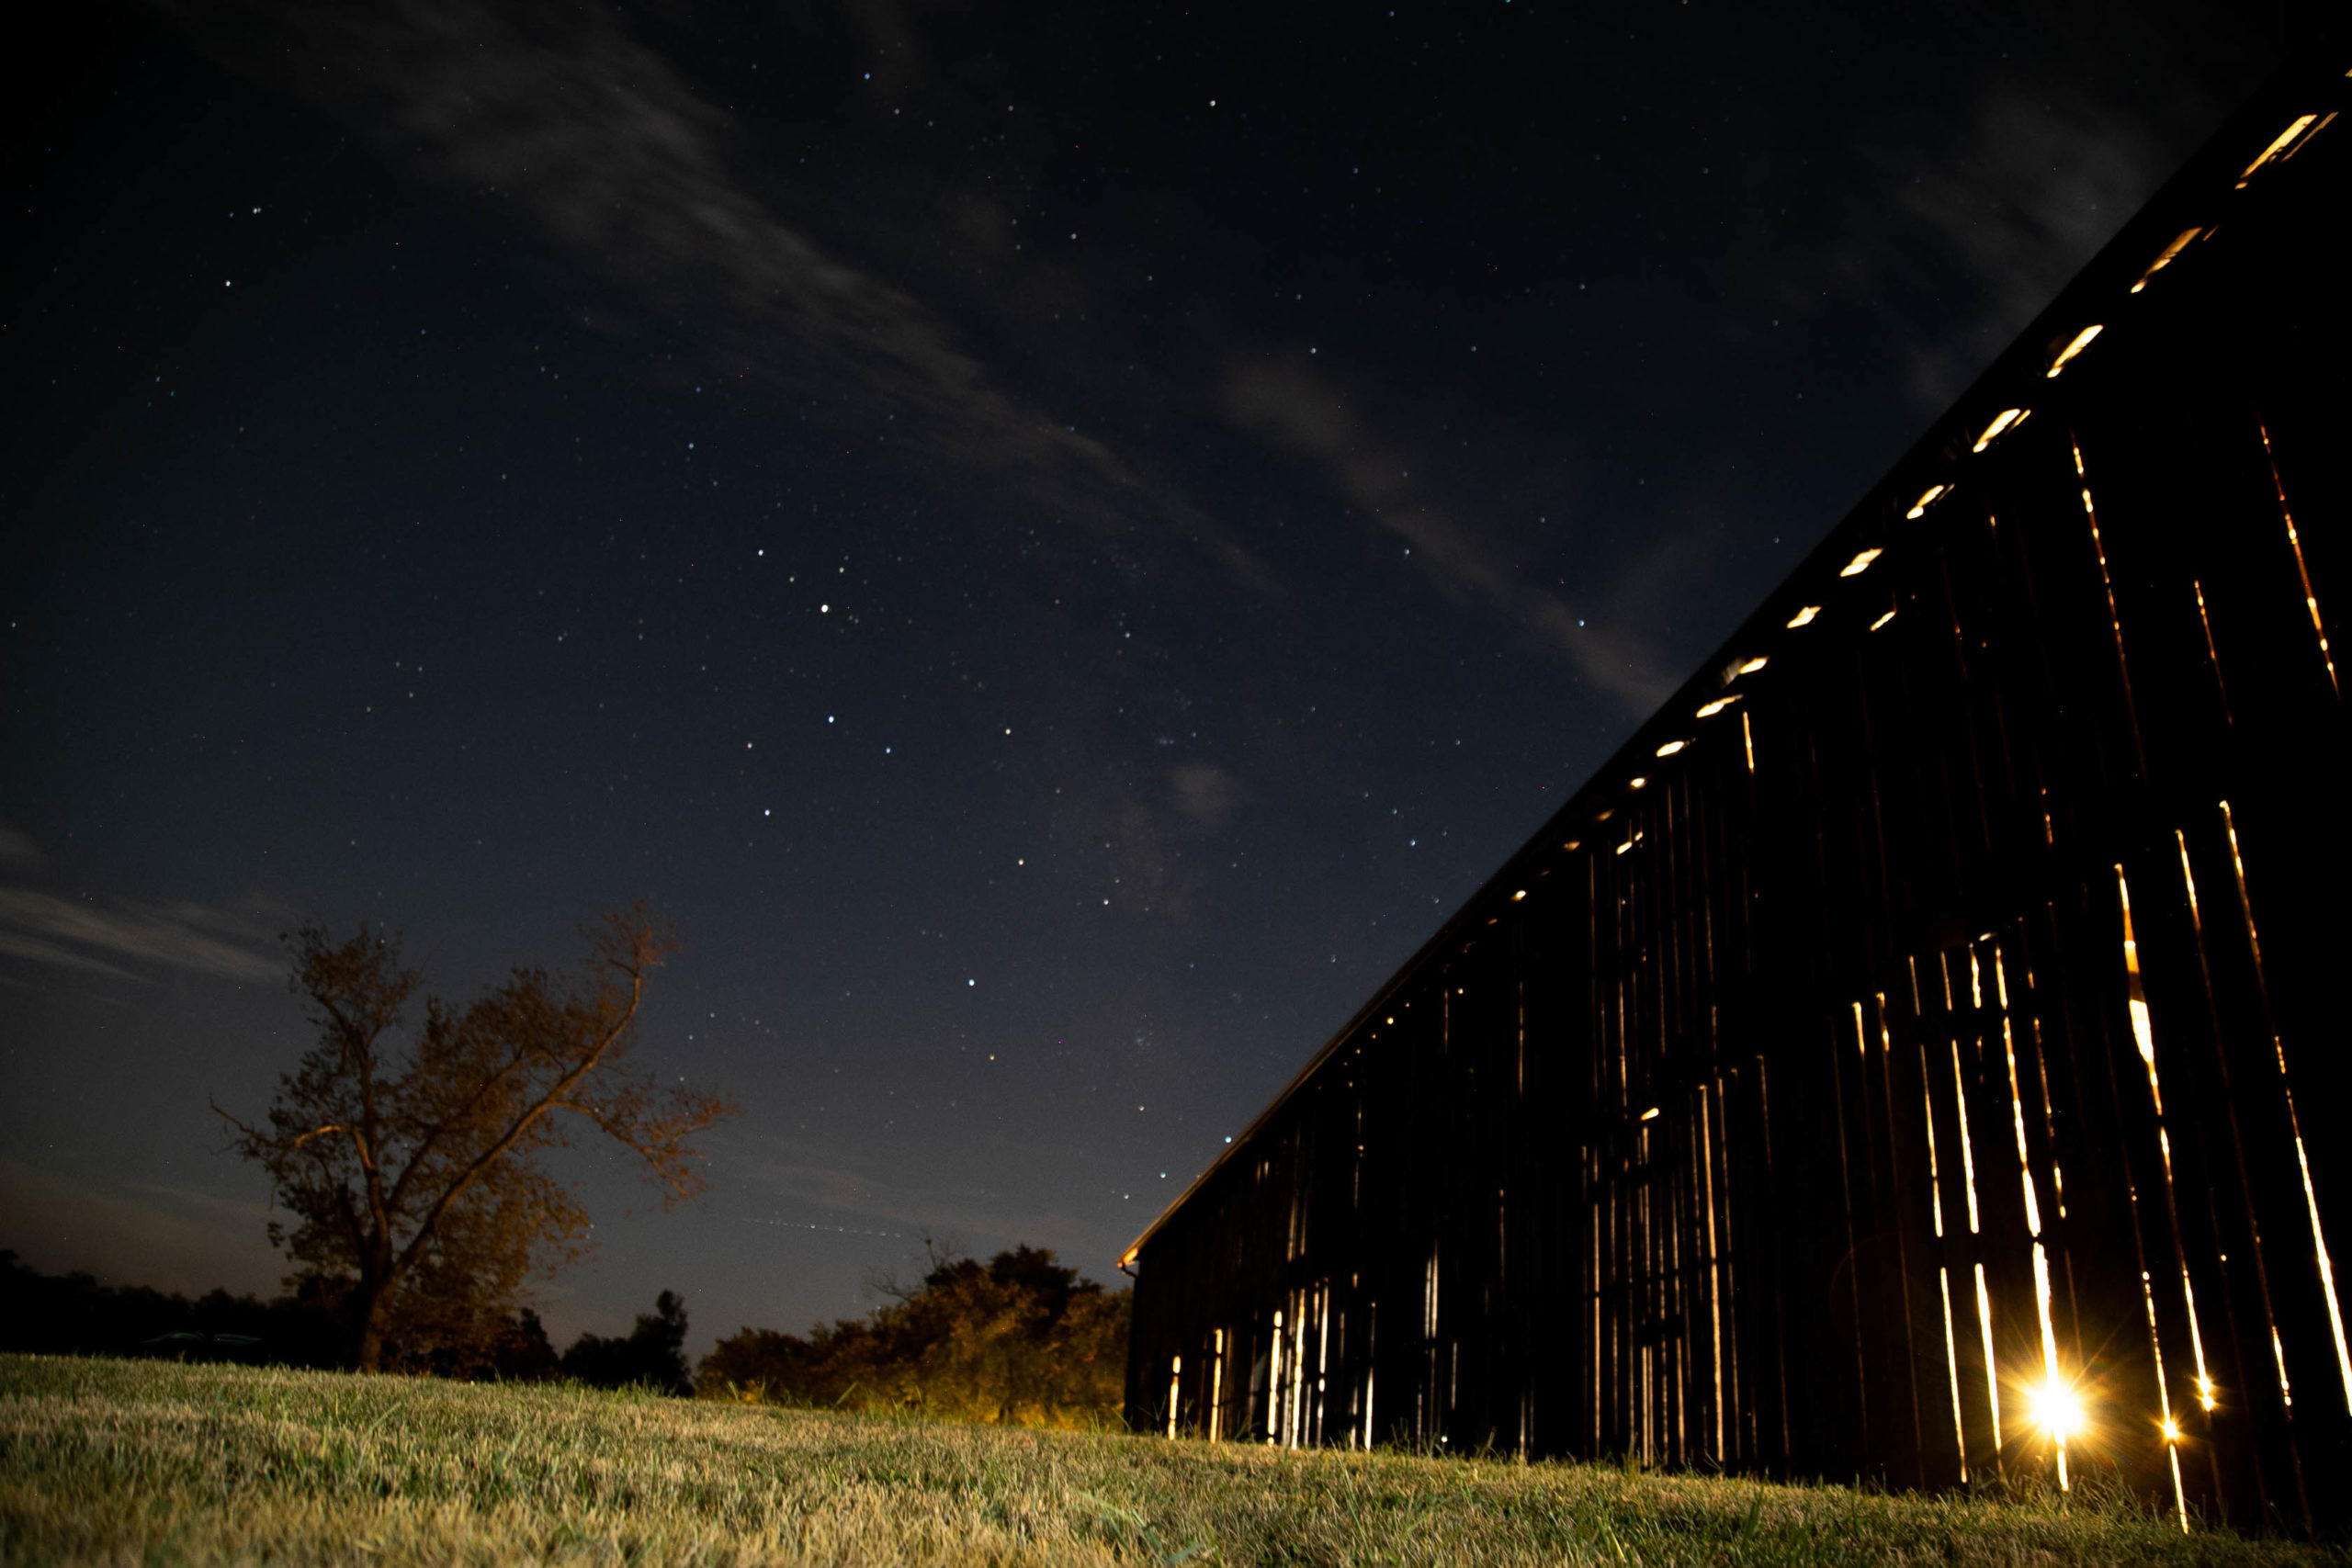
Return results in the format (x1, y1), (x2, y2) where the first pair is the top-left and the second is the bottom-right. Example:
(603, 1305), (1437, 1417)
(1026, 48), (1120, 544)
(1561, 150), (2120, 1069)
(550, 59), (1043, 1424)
(1, 1355), (2342, 1566)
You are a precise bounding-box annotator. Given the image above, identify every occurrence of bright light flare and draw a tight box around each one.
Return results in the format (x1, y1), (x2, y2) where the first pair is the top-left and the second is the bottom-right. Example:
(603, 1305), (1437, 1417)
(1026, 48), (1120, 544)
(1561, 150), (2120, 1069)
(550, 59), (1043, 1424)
(1655, 739), (1686, 757)
(1905, 484), (1950, 519)
(1787, 605), (1821, 628)
(1839, 548), (1883, 578)
(2028, 1379), (2086, 1443)
(2161, 1416), (2183, 1442)
(1736, 656), (1769, 674)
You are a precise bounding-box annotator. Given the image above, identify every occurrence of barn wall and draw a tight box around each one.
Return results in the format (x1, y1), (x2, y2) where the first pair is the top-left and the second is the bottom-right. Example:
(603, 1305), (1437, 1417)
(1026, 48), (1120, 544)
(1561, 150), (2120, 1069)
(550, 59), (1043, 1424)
(1124, 58), (2350, 1531)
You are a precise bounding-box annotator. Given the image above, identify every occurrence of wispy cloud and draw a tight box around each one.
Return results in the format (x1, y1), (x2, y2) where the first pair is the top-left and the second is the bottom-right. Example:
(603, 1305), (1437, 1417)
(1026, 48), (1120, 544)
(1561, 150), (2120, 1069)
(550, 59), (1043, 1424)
(0, 887), (283, 983)
(1223, 359), (1683, 712)
(164, 0), (1265, 587)
(736, 1153), (1098, 1263)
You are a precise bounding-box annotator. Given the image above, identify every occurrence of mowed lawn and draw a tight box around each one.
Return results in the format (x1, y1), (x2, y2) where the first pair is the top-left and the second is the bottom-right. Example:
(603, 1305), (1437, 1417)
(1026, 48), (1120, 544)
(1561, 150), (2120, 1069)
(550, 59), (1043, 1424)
(2, 1356), (2342, 1567)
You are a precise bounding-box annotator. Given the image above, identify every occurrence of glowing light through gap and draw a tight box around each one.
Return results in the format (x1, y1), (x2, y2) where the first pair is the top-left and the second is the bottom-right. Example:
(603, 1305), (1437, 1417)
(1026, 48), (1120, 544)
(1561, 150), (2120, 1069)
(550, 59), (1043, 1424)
(2193, 581), (2233, 724)
(1870, 609), (1897, 631)
(2141, 1265), (2191, 1530)
(1905, 484), (1951, 519)
(1786, 605), (1821, 628)
(2045, 325), (2102, 378)
(1209, 1329), (1226, 1442)
(1919, 1050), (1970, 1481)
(1976, 1262), (2001, 1461)
(1655, 739), (1686, 757)
(2177, 829), (2299, 1415)
(2121, 863), (2219, 1437)
(2221, 800), (2352, 1413)
(1695, 695), (1740, 718)
(1736, 656), (1769, 674)
(2237, 114), (2318, 186)
(1839, 548), (1882, 577)
(2258, 420), (2337, 695)
(1167, 1355), (1182, 1438)
(1972, 408), (2028, 451)
(1991, 940), (2067, 1498)
(2131, 229), (2204, 293)
(2075, 438), (2145, 773)
(1741, 711), (1755, 774)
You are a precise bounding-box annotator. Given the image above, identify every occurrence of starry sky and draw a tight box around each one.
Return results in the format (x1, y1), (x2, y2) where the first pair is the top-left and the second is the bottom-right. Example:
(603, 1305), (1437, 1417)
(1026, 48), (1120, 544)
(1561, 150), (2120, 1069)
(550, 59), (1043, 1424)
(0, 0), (2285, 1356)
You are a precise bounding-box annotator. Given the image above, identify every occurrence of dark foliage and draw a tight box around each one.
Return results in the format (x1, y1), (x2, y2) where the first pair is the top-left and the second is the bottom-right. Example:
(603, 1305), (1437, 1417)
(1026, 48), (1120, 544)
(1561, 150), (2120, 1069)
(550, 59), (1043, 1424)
(698, 1246), (1126, 1426)
(0, 1250), (343, 1367)
(560, 1290), (693, 1394)
(0, 1251), (563, 1379)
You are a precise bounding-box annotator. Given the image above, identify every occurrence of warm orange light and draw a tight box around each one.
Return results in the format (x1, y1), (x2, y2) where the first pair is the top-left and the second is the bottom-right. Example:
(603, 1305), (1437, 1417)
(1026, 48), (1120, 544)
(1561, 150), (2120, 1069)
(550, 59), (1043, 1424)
(1787, 605), (1820, 628)
(1736, 656), (1768, 674)
(2238, 114), (2318, 185)
(1905, 484), (1950, 519)
(1972, 408), (2027, 451)
(1655, 739), (1685, 758)
(2161, 1416), (2183, 1442)
(1562, 840), (1581, 852)
(2130, 230), (2203, 294)
(2028, 1379), (2086, 1443)
(1870, 609), (1896, 631)
(1511, 889), (1526, 901)
(2046, 325), (2102, 378)
(1628, 776), (1647, 790)
(1614, 841), (1633, 856)
(1696, 697), (1738, 718)
(1839, 548), (1882, 577)
(2197, 1375), (2216, 1412)
(1639, 1107), (1660, 1122)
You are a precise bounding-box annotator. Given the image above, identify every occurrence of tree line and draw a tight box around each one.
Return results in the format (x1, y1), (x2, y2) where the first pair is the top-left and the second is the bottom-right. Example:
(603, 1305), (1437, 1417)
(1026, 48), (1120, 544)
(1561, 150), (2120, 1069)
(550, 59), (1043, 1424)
(0, 1250), (695, 1391)
(699, 1244), (1128, 1427)
(4, 907), (1129, 1427)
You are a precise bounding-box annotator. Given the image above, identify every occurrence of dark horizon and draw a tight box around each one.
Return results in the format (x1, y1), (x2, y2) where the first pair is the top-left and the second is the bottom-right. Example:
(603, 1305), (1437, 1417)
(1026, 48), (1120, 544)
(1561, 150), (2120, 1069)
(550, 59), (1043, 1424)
(0, 0), (2288, 1359)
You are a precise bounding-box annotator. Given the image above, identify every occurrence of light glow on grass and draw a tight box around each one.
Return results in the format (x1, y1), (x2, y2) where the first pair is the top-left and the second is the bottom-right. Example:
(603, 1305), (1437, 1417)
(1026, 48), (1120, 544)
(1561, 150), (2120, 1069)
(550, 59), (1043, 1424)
(0, 1354), (2322, 1567)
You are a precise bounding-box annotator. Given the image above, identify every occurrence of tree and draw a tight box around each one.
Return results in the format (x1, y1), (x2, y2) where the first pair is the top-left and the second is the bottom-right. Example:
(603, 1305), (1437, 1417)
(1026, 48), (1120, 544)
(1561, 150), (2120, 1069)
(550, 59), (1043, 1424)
(560, 1290), (694, 1394)
(218, 907), (736, 1372)
(698, 1245), (1129, 1426)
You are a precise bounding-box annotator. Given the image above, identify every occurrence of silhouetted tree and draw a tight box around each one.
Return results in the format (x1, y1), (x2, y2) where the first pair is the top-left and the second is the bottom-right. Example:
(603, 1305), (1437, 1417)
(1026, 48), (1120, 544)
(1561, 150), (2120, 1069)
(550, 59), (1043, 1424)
(561, 1290), (692, 1394)
(699, 1246), (1127, 1426)
(217, 908), (736, 1371)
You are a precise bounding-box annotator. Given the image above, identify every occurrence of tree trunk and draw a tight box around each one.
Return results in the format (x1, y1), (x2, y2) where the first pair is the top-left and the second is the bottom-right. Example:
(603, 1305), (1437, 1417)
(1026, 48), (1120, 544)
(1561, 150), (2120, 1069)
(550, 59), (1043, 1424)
(351, 1274), (394, 1371)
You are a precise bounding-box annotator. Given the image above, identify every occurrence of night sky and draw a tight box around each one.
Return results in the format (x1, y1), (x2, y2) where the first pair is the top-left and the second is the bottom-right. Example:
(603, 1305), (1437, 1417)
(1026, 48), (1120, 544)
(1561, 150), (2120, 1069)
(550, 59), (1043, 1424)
(1, 1), (2282, 1358)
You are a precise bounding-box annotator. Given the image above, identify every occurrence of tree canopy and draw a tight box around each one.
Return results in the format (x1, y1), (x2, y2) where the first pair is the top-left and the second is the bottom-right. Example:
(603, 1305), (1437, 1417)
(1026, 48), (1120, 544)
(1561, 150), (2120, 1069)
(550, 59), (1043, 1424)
(219, 907), (735, 1371)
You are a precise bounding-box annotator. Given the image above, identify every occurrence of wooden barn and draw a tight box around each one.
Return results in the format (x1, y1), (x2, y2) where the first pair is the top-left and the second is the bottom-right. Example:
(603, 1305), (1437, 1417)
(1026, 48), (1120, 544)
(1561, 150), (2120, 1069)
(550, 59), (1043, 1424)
(1120, 55), (2351, 1533)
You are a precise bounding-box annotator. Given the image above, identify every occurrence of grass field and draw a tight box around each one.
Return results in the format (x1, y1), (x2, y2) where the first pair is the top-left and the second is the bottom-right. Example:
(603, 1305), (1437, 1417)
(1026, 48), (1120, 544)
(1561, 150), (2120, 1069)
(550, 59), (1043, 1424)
(2, 1356), (2344, 1566)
